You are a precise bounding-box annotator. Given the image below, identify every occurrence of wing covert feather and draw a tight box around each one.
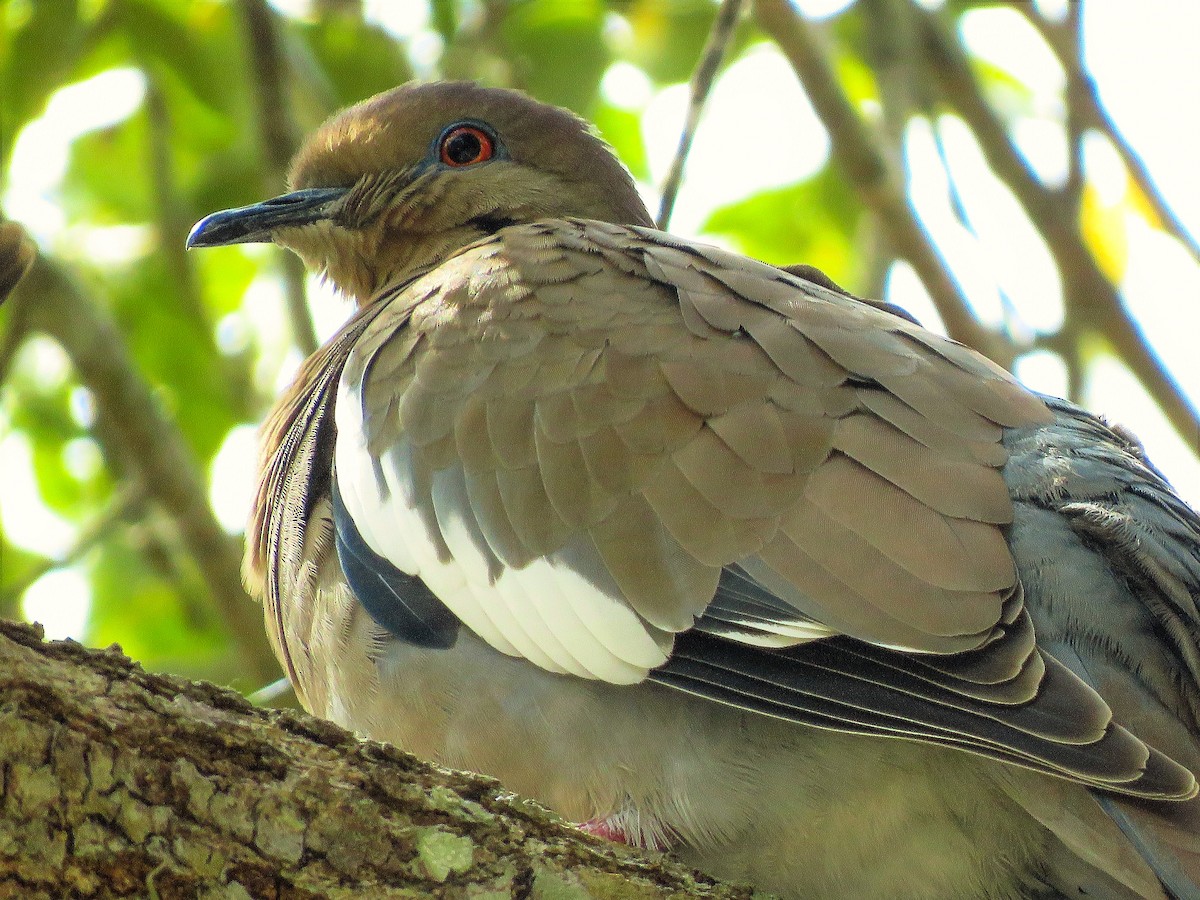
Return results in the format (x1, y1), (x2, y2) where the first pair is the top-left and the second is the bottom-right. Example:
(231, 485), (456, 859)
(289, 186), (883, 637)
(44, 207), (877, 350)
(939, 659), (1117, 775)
(345, 218), (1043, 660)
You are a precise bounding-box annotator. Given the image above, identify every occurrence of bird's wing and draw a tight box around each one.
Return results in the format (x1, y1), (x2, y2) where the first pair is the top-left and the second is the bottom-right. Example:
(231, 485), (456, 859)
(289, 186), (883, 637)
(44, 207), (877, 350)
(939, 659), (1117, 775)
(1004, 398), (1200, 895)
(332, 218), (1196, 800)
(247, 298), (390, 697)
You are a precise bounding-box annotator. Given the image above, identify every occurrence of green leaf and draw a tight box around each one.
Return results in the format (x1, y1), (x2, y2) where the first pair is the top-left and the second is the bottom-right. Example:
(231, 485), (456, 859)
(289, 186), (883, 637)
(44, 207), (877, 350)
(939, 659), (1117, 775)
(702, 168), (862, 288)
(116, 0), (243, 111)
(87, 537), (228, 676)
(5, 381), (101, 517)
(107, 254), (243, 460)
(621, 0), (715, 85)
(500, 0), (608, 113)
(293, 13), (413, 110)
(591, 102), (649, 181)
(61, 111), (153, 224)
(0, 0), (87, 171)
(970, 58), (1037, 119)
(430, 0), (457, 42)
(0, 538), (45, 621)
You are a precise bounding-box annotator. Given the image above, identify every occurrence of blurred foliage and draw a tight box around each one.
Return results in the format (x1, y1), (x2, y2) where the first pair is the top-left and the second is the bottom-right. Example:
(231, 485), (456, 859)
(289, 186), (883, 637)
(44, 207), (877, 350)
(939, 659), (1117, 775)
(0, 0), (1195, 693)
(704, 169), (861, 285)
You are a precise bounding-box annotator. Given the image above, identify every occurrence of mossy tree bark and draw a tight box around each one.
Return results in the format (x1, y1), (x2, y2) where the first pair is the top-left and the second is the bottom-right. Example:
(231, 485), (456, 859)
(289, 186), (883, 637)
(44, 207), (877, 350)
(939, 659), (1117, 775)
(0, 621), (763, 899)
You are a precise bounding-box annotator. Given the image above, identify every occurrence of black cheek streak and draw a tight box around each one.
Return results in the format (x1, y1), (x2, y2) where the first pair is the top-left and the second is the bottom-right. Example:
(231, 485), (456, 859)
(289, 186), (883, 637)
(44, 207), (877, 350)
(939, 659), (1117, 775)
(468, 213), (518, 235)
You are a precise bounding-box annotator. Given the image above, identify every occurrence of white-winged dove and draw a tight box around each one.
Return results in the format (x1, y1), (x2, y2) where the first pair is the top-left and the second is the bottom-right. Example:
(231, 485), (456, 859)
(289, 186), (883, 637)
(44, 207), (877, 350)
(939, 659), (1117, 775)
(189, 82), (1200, 899)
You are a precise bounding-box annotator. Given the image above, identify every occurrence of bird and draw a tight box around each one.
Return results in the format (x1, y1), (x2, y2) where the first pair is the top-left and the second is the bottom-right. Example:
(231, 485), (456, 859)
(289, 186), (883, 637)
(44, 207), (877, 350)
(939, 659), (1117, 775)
(188, 81), (1200, 899)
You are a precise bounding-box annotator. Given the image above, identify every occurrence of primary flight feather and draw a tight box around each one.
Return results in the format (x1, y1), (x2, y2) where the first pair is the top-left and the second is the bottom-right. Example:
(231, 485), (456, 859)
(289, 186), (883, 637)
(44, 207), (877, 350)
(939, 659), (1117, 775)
(190, 82), (1200, 899)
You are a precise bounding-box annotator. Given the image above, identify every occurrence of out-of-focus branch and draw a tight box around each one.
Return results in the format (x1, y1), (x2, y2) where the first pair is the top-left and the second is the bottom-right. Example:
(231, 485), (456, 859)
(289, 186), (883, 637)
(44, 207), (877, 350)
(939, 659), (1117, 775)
(860, 0), (927, 163)
(6, 257), (280, 686)
(1058, 2), (1086, 210)
(754, 0), (1009, 365)
(656, 0), (746, 230)
(1051, 2), (1086, 403)
(855, 0), (926, 299)
(145, 81), (260, 418)
(910, 3), (1200, 459)
(0, 218), (37, 380)
(146, 82), (210, 336)
(1014, 2), (1200, 266)
(0, 219), (35, 306)
(239, 0), (319, 356)
(0, 485), (147, 610)
(134, 506), (231, 635)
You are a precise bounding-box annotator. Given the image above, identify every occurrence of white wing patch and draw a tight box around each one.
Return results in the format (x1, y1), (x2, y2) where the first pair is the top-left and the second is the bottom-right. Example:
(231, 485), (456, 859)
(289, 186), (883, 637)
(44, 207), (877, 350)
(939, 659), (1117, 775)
(334, 372), (669, 684)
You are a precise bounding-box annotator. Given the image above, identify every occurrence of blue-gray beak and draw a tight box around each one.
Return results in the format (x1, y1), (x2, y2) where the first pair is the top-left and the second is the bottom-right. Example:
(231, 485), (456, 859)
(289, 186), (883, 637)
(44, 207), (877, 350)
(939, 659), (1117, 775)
(186, 187), (348, 248)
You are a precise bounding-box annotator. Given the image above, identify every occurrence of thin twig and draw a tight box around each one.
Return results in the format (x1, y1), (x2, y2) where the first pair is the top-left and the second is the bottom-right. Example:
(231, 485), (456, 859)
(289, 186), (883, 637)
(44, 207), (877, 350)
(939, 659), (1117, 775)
(6, 258), (281, 685)
(858, 0), (925, 299)
(0, 484), (147, 608)
(656, 0), (746, 231)
(1014, 2), (1200, 265)
(910, 2), (1200, 460)
(240, 0), (319, 355)
(247, 675), (294, 706)
(1056, 1), (1086, 403)
(754, 0), (1008, 364)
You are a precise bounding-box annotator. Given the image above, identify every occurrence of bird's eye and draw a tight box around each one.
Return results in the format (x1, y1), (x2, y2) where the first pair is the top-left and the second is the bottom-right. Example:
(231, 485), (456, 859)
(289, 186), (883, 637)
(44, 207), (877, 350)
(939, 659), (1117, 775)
(439, 126), (494, 167)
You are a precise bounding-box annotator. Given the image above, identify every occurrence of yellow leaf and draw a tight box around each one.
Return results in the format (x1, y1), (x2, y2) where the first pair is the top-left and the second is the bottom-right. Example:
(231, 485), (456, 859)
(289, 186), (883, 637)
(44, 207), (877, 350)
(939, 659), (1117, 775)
(1125, 173), (1165, 231)
(1080, 183), (1128, 283)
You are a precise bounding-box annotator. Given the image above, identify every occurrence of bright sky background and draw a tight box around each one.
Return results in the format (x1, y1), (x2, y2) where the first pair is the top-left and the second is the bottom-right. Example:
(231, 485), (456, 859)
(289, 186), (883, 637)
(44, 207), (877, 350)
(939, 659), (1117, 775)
(4, 0), (1199, 640)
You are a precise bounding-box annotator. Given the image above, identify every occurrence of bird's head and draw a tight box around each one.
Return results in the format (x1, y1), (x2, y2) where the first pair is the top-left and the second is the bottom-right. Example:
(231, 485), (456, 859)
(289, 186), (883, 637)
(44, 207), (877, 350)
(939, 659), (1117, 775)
(187, 81), (653, 303)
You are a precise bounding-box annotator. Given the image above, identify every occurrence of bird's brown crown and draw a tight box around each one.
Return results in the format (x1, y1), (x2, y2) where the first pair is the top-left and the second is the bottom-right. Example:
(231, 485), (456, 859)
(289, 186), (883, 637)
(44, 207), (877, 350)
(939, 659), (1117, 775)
(278, 81), (653, 301)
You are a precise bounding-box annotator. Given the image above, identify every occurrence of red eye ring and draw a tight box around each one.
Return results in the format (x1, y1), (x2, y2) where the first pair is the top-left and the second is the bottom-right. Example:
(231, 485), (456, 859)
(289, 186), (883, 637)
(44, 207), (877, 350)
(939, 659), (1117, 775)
(439, 126), (494, 167)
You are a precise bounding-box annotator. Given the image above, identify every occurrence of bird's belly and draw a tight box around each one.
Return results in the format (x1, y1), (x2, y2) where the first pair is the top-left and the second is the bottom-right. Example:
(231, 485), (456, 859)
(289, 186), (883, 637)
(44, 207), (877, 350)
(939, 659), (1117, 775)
(313, 602), (1054, 899)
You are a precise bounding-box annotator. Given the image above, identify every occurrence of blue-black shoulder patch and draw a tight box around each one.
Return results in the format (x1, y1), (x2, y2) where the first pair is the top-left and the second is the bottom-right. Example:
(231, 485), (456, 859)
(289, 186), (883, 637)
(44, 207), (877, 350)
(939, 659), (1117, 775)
(332, 478), (460, 649)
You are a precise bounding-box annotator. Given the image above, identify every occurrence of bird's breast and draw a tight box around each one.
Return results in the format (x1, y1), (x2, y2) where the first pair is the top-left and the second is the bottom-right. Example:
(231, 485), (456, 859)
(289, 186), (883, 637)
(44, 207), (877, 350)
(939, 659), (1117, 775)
(304, 589), (1059, 899)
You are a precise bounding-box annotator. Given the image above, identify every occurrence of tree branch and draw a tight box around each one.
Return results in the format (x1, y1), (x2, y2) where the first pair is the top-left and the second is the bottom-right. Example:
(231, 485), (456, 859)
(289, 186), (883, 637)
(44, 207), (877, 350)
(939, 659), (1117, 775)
(0, 485), (146, 609)
(0, 620), (762, 898)
(656, 0), (746, 231)
(0, 218), (36, 379)
(145, 81), (211, 340)
(856, 0), (926, 299)
(1050, 1), (1087, 403)
(1014, 2), (1200, 266)
(754, 0), (1010, 365)
(910, 1), (1200, 460)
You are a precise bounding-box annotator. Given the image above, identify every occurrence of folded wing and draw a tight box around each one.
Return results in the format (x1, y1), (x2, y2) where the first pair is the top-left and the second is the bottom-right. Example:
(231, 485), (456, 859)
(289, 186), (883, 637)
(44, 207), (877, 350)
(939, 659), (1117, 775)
(331, 219), (1197, 803)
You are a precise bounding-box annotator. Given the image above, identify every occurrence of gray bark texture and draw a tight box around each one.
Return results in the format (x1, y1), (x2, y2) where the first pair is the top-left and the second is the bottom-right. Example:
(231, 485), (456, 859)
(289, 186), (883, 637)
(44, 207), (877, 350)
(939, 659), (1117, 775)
(0, 620), (765, 899)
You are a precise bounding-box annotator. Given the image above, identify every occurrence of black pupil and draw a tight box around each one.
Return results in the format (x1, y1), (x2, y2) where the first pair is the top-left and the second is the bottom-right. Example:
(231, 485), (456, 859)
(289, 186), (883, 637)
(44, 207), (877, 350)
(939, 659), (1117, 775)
(446, 130), (482, 164)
